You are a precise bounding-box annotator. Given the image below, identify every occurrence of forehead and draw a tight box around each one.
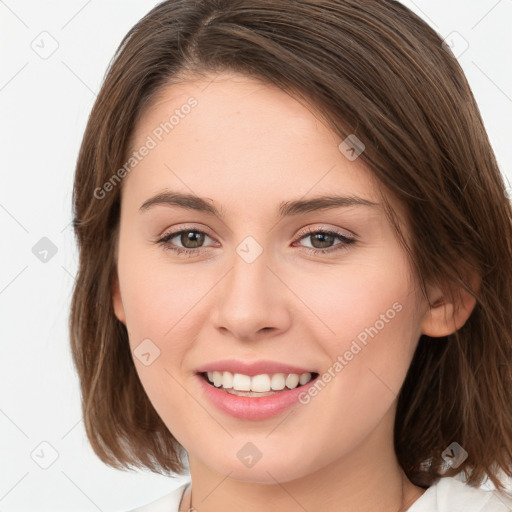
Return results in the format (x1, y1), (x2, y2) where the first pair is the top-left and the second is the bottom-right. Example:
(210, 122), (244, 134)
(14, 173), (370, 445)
(132, 71), (344, 153)
(124, 71), (395, 220)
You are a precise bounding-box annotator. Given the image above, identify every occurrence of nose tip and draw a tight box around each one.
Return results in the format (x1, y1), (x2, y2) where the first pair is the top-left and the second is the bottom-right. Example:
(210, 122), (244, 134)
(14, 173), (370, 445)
(211, 257), (292, 342)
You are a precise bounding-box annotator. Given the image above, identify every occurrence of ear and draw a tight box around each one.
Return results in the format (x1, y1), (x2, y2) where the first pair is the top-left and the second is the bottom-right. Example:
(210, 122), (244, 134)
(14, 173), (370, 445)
(421, 273), (481, 337)
(112, 273), (126, 325)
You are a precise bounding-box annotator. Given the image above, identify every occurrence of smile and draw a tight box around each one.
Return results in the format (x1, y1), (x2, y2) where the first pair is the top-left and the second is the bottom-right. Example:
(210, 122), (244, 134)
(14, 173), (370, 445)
(203, 371), (316, 395)
(196, 370), (320, 420)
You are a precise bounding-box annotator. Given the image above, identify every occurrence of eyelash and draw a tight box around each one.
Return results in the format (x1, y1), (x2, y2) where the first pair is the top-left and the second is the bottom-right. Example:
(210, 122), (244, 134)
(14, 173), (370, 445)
(156, 226), (356, 257)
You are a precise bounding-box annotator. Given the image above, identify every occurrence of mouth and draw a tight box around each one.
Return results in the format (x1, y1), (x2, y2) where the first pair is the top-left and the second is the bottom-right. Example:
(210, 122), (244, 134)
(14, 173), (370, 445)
(198, 370), (320, 397)
(194, 360), (322, 420)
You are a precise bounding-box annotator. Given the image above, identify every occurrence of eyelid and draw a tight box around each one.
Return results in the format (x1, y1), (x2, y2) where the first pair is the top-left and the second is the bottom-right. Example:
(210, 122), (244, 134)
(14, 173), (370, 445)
(297, 224), (356, 239)
(155, 222), (358, 257)
(157, 224), (358, 247)
(156, 222), (213, 239)
(157, 223), (356, 240)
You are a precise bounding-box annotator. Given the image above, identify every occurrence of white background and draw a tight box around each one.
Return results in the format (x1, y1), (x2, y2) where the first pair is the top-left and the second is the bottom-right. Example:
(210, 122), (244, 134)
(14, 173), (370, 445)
(1, 1), (511, 510)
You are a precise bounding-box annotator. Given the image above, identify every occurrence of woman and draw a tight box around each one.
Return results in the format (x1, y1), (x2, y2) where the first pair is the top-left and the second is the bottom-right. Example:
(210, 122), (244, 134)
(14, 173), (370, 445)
(69, 1), (512, 510)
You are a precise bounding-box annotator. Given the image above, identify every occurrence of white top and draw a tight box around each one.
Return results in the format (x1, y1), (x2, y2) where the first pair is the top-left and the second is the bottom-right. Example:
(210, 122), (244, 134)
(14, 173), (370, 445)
(126, 476), (512, 512)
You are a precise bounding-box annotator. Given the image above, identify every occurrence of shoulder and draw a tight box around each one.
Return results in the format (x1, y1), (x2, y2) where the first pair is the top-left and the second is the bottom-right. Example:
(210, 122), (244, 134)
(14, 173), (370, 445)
(124, 481), (190, 512)
(408, 476), (512, 512)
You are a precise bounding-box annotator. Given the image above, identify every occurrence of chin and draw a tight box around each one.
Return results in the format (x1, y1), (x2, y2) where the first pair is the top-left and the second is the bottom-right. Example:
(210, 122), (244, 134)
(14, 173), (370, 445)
(201, 448), (319, 484)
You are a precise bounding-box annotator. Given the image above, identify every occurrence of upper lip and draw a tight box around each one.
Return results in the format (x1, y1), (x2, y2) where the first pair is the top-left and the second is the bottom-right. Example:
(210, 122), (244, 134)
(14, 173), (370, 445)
(196, 359), (318, 377)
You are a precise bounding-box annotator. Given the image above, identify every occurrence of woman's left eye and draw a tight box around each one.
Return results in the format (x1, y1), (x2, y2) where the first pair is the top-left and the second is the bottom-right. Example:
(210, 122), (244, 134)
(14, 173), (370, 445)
(156, 227), (356, 257)
(295, 228), (356, 254)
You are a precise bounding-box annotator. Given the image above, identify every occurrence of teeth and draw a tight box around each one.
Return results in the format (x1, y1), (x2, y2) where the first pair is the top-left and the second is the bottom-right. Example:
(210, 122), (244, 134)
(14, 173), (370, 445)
(299, 373), (311, 385)
(205, 371), (313, 392)
(251, 374), (271, 392)
(285, 373), (299, 389)
(270, 373), (286, 391)
(232, 373), (251, 391)
(213, 371), (223, 387)
(221, 371), (233, 389)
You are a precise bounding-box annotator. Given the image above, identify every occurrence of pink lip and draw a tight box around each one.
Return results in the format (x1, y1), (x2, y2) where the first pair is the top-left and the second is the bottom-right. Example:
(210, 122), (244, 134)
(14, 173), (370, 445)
(195, 370), (319, 421)
(196, 374), (319, 420)
(195, 359), (317, 376)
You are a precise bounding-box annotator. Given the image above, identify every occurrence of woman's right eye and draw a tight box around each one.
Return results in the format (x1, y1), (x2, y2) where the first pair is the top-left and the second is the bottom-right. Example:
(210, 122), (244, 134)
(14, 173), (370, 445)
(157, 229), (215, 256)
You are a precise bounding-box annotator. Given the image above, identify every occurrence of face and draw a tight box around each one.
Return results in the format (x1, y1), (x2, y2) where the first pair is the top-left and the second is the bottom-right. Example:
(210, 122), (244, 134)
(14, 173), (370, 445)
(112, 70), (429, 484)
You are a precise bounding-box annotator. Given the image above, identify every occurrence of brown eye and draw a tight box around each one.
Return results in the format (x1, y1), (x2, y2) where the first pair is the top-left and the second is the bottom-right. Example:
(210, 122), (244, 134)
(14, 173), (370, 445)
(297, 228), (356, 255)
(309, 232), (337, 249)
(176, 230), (206, 249)
(157, 229), (214, 256)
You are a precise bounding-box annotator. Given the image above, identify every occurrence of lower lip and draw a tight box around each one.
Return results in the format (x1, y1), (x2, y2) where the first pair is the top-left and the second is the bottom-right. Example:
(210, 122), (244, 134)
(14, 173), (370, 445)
(196, 373), (318, 420)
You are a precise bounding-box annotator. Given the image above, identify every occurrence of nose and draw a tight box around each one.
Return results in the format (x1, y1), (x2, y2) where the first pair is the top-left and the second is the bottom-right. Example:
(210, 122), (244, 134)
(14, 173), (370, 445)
(211, 243), (292, 342)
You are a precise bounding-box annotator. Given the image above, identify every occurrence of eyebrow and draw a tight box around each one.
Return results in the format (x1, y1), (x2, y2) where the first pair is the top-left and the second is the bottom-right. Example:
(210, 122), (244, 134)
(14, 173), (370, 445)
(139, 191), (378, 218)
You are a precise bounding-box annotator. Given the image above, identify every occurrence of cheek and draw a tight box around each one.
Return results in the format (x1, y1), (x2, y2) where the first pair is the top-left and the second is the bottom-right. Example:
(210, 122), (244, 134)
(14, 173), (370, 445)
(295, 247), (417, 349)
(117, 253), (195, 444)
(116, 245), (216, 423)
(303, 251), (420, 408)
(325, 295), (418, 411)
(117, 240), (209, 341)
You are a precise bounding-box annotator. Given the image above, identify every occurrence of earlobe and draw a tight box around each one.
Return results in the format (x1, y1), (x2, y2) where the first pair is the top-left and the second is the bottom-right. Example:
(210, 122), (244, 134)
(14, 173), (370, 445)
(112, 274), (126, 325)
(421, 274), (480, 338)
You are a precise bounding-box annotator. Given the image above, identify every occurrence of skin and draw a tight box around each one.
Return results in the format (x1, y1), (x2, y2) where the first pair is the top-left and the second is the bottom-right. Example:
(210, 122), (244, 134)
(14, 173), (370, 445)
(112, 70), (477, 511)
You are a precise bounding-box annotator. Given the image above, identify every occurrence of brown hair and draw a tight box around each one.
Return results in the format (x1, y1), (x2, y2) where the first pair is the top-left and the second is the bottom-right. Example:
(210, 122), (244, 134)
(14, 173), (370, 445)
(70, 0), (512, 491)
